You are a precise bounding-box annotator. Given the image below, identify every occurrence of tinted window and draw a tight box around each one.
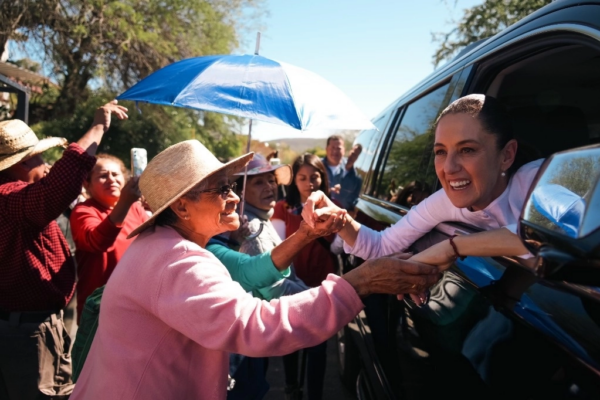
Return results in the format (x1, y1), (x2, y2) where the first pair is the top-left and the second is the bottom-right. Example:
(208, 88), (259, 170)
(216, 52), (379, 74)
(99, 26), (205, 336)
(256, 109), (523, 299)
(375, 83), (450, 206)
(354, 113), (390, 181)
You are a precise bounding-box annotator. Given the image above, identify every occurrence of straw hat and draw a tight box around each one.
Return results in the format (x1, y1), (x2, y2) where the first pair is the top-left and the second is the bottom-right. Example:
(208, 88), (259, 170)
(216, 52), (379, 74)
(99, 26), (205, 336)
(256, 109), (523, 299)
(234, 153), (292, 185)
(0, 119), (67, 171)
(128, 140), (254, 238)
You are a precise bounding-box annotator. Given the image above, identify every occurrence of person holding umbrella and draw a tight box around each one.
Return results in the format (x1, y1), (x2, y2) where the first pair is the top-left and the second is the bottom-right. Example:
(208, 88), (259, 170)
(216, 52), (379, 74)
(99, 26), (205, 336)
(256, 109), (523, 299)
(70, 139), (440, 400)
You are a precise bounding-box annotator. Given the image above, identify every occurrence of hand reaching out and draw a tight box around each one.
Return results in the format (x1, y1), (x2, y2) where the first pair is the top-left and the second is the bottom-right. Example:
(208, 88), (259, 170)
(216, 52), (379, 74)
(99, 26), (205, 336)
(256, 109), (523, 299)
(342, 256), (440, 298)
(301, 190), (341, 228)
(409, 240), (456, 272)
(299, 207), (348, 240)
(93, 100), (128, 132)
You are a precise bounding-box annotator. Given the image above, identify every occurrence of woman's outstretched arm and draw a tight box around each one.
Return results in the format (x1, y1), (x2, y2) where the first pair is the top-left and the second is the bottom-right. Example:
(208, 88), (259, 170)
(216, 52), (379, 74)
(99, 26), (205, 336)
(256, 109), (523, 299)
(409, 227), (529, 270)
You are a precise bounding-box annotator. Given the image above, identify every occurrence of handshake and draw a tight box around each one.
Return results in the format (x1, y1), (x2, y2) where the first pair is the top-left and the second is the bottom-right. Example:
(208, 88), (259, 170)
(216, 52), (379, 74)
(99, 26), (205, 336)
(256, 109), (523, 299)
(300, 190), (449, 305)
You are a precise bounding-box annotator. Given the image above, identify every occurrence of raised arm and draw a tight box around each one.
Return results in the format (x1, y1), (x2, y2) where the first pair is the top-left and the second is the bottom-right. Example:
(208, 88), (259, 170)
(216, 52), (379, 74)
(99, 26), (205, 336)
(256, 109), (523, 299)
(77, 100), (128, 156)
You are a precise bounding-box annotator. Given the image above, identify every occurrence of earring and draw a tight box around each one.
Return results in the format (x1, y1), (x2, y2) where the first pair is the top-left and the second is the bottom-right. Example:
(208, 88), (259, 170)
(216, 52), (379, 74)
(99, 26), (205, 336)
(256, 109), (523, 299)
(184, 215), (190, 220)
(501, 171), (506, 177)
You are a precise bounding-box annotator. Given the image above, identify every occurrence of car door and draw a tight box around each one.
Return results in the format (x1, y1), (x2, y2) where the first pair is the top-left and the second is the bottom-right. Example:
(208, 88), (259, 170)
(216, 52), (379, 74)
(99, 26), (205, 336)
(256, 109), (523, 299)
(349, 3), (600, 399)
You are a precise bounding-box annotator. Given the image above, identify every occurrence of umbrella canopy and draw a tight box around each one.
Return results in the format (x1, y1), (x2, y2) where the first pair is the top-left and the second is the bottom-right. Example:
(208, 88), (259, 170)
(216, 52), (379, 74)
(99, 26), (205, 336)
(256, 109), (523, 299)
(116, 54), (375, 131)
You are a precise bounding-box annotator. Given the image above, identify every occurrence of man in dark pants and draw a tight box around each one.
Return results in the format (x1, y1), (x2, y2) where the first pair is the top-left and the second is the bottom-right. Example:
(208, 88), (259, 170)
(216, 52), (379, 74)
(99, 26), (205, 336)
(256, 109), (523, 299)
(0, 100), (127, 399)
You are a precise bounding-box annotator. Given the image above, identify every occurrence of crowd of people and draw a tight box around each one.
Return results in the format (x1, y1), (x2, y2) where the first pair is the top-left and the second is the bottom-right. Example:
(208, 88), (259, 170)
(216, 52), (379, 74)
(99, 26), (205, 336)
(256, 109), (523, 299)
(0, 93), (541, 400)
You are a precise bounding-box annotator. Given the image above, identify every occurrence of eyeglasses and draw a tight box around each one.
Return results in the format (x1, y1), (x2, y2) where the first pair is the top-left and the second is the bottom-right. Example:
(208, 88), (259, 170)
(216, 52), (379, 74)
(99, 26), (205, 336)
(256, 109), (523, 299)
(199, 182), (237, 199)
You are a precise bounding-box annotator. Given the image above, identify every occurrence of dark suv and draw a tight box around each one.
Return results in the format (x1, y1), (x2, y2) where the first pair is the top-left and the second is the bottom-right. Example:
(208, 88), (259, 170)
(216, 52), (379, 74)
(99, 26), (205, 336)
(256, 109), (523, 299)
(336, 1), (600, 399)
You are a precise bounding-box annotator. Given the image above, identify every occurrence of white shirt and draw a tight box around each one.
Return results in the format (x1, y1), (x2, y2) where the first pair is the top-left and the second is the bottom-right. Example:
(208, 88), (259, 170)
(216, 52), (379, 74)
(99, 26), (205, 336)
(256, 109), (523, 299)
(344, 159), (543, 260)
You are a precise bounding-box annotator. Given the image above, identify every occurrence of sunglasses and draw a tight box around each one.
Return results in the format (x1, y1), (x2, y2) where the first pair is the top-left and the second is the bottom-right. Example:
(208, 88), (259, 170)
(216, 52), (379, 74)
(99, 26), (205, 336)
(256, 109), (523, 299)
(199, 182), (237, 199)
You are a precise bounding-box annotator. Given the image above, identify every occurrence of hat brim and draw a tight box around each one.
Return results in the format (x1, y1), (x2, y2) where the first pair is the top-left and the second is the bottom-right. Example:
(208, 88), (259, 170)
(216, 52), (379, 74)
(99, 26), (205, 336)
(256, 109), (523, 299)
(235, 163), (293, 186)
(0, 136), (67, 171)
(127, 151), (255, 239)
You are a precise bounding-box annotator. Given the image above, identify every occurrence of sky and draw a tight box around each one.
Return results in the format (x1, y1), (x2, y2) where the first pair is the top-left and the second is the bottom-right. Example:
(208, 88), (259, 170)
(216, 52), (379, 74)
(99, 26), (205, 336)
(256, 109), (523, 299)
(242, 0), (483, 141)
(8, 0), (483, 142)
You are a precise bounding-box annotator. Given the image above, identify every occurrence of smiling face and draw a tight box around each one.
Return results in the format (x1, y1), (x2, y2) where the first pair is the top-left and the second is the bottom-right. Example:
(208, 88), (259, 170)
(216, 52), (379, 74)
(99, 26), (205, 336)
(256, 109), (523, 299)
(326, 138), (345, 166)
(433, 113), (516, 211)
(187, 174), (240, 238)
(244, 172), (278, 211)
(295, 164), (323, 203)
(85, 158), (125, 208)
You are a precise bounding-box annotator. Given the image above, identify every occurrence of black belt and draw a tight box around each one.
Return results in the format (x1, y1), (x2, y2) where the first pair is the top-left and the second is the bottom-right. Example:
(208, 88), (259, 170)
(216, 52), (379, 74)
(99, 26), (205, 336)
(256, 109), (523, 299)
(0, 310), (58, 324)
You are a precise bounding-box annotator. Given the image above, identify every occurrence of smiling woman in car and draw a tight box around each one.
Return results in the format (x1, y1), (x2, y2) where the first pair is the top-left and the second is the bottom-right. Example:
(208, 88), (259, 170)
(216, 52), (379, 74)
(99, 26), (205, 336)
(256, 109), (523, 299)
(69, 139), (441, 400)
(303, 94), (543, 282)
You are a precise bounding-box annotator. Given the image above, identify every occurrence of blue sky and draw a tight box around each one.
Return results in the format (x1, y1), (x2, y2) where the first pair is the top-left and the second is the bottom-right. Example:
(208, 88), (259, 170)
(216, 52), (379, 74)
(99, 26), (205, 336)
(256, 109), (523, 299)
(243, 0), (483, 141)
(9, 0), (483, 141)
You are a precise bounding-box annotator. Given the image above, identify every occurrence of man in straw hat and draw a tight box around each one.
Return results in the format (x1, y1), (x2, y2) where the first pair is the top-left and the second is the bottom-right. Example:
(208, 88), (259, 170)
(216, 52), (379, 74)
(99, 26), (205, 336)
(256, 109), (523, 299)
(0, 100), (127, 399)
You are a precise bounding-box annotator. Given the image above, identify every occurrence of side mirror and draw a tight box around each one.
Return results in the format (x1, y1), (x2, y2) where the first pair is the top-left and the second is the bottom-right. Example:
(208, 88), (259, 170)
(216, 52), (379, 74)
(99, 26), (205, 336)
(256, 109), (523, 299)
(519, 144), (600, 285)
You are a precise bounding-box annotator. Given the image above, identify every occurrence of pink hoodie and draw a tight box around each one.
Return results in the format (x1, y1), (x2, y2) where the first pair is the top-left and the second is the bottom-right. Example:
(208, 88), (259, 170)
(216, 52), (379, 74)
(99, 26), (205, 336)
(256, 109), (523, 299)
(71, 225), (363, 400)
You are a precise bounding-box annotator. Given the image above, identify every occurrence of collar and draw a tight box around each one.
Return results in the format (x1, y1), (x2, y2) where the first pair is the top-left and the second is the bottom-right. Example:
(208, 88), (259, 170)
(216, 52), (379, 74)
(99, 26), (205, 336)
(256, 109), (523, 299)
(243, 202), (274, 221)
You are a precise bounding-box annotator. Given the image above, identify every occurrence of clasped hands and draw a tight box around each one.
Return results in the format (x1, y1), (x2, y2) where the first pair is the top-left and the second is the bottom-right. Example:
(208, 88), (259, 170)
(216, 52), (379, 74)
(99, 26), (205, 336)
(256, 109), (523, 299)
(302, 190), (455, 305)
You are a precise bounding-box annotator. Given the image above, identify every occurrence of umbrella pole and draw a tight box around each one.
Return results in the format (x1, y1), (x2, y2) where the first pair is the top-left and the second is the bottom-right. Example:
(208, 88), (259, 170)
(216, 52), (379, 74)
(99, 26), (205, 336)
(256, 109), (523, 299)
(238, 31), (261, 219)
(238, 119), (253, 218)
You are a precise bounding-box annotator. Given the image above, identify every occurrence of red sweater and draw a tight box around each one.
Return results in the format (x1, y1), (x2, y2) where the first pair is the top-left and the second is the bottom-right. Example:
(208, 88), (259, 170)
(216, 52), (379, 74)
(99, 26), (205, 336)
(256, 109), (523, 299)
(272, 200), (337, 288)
(70, 198), (148, 320)
(0, 143), (96, 312)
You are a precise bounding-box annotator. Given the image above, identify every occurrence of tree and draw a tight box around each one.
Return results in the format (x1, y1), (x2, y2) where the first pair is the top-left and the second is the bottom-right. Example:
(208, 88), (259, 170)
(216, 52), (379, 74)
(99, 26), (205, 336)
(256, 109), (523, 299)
(2, 0), (265, 160)
(5, 0), (265, 120)
(432, 0), (552, 67)
(34, 92), (246, 166)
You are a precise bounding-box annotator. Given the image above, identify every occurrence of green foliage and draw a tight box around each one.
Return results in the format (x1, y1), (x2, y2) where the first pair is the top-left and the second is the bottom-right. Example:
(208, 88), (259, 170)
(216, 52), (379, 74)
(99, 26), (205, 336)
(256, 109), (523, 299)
(305, 146), (326, 158)
(548, 156), (600, 198)
(432, 0), (552, 67)
(377, 128), (437, 200)
(3, 0), (264, 162)
(32, 92), (247, 165)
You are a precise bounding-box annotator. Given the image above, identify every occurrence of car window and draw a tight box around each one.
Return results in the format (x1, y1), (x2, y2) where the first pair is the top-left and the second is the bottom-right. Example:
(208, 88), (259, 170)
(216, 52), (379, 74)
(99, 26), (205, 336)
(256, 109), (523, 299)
(374, 83), (450, 206)
(482, 43), (600, 158)
(354, 113), (390, 181)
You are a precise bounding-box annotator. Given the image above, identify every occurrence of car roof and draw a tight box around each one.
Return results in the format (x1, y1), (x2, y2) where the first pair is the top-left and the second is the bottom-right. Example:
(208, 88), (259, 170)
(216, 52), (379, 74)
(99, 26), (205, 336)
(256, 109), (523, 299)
(373, 0), (600, 120)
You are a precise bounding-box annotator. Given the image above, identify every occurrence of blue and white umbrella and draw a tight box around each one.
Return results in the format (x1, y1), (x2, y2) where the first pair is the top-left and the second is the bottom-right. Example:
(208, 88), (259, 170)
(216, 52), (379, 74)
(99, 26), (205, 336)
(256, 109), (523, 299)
(116, 54), (375, 131)
(117, 51), (375, 222)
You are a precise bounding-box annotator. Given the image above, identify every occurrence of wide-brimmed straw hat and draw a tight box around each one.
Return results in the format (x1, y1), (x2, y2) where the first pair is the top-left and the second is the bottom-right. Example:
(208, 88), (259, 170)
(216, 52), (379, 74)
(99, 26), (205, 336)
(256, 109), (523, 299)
(234, 153), (292, 185)
(0, 119), (67, 171)
(128, 140), (254, 238)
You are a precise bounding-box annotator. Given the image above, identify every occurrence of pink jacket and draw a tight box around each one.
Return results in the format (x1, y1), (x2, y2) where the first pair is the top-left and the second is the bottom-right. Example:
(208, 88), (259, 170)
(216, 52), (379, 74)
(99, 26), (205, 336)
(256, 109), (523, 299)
(71, 225), (363, 400)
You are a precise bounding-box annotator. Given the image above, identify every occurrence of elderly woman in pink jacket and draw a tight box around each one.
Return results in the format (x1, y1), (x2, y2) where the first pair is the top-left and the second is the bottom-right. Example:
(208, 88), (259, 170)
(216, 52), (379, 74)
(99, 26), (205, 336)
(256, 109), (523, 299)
(70, 140), (439, 400)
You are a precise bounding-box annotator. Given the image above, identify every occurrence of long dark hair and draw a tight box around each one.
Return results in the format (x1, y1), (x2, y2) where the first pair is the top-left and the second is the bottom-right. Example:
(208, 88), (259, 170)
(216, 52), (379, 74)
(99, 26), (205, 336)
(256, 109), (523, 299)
(285, 153), (330, 207)
(434, 94), (530, 176)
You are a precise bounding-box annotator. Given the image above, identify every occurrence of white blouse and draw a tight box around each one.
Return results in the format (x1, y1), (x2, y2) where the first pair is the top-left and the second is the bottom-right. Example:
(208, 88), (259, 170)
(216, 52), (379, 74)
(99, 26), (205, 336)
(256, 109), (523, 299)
(344, 159), (544, 260)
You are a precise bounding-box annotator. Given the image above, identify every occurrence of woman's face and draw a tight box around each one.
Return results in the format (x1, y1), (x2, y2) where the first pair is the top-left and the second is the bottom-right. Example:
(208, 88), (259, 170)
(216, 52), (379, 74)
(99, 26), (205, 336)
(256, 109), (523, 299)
(433, 113), (515, 211)
(85, 159), (125, 207)
(187, 174), (240, 237)
(295, 164), (322, 203)
(245, 172), (278, 211)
